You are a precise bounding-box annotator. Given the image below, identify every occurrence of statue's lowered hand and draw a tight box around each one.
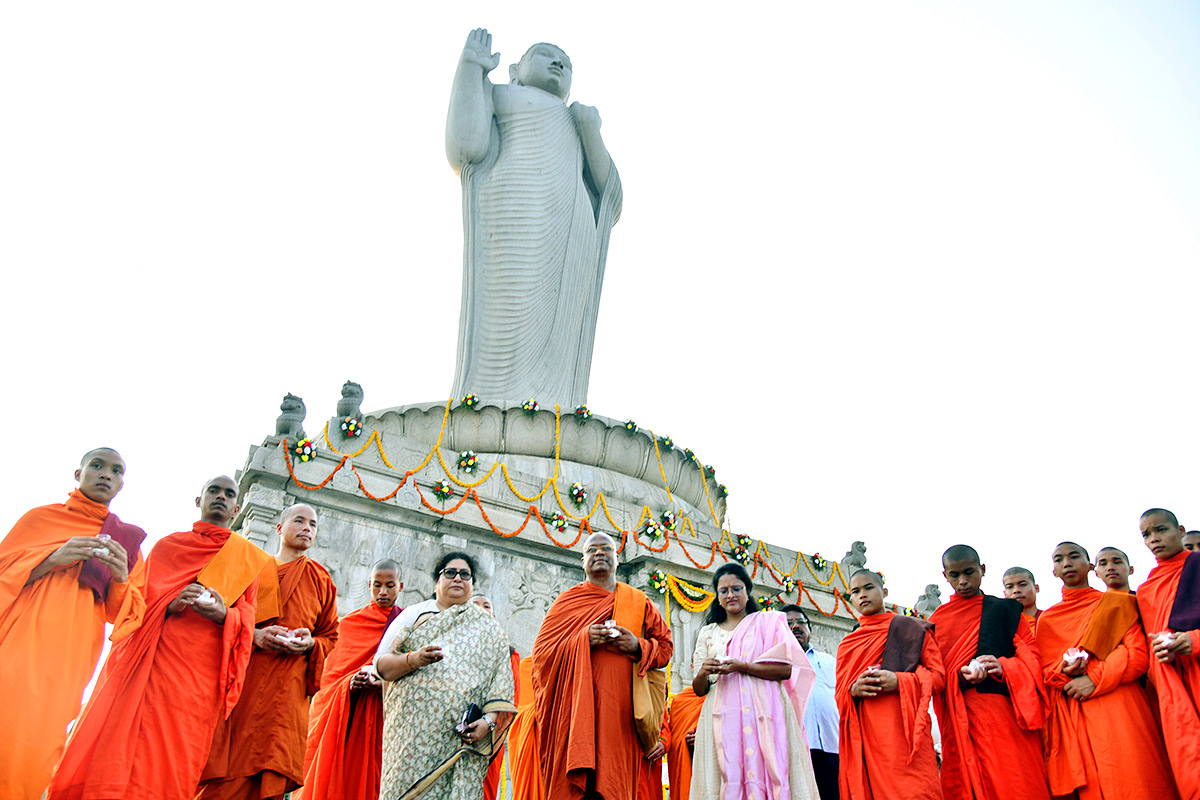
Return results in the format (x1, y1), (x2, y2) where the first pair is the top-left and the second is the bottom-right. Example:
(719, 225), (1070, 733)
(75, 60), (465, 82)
(462, 28), (501, 73)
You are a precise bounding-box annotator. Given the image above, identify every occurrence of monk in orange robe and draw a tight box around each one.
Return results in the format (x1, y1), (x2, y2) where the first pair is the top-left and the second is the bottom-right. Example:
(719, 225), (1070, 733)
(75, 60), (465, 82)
(930, 544), (1050, 800)
(0, 448), (146, 800)
(48, 475), (277, 800)
(1037, 541), (1178, 799)
(197, 503), (340, 800)
(837, 569), (943, 800)
(470, 593), (523, 800)
(532, 531), (673, 800)
(664, 688), (703, 800)
(507, 656), (546, 800)
(1002, 566), (1041, 633)
(294, 559), (402, 800)
(635, 707), (669, 800)
(1136, 508), (1200, 800)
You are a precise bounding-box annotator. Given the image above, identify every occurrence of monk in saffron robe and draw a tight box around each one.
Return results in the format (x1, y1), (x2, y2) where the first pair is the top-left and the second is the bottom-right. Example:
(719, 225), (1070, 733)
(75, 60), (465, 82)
(837, 570), (943, 800)
(1095, 547), (1136, 593)
(198, 503), (340, 800)
(470, 593), (523, 800)
(1002, 566), (1042, 632)
(1037, 541), (1178, 799)
(507, 656), (546, 800)
(48, 475), (277, 800)
(0, 448), (146, 800)
(532, 531), (673, 800)
(1136, 508), (1200, 799)
(635, 708), (669, 800)
(294, 560), (402, 800)
(930, 544), (1050, 800)
(664, 688), (703, 800)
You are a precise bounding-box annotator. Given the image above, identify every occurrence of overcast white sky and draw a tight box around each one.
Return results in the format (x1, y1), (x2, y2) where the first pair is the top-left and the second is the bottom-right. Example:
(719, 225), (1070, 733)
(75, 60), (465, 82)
(2, 2), (1198, 611)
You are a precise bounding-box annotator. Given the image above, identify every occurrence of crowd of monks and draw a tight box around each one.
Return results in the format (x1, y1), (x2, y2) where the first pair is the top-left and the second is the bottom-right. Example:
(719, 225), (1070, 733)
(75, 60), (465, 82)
(1, 447), (1199, 800)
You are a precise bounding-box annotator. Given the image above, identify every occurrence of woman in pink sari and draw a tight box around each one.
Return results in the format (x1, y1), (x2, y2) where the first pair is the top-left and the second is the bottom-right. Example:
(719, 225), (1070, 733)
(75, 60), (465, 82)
(690, 563), (819, 800)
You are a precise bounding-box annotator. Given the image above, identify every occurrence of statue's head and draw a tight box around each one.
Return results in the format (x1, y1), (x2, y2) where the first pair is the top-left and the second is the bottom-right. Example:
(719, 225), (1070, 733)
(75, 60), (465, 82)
(510, 43), (572, 101)
(280, 393), (305, 415)
(341, 381), (363, 400)
(925, 583), (941, 597)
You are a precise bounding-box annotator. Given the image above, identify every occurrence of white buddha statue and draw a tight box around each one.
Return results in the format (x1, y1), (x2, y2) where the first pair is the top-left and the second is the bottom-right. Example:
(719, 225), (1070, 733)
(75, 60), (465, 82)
(446, 28), (622, 409)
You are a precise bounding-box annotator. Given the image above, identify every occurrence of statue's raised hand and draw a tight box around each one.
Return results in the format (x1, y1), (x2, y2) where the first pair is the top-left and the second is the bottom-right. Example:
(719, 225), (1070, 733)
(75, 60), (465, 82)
(462, 28), (500, 73)
(570, 102), (601, 132)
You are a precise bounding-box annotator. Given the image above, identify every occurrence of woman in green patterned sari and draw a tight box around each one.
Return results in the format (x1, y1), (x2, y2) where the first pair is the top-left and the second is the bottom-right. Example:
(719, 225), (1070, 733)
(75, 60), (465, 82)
(374, 552), (516, 800)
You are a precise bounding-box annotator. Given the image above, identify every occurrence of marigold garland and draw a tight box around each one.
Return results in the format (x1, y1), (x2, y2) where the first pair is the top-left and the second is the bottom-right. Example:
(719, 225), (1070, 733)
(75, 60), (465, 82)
(666, 574), (714, 613)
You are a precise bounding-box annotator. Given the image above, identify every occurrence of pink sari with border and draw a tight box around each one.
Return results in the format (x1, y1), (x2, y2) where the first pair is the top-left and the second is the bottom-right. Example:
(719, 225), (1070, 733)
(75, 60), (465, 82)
(711, 610), (816, 800)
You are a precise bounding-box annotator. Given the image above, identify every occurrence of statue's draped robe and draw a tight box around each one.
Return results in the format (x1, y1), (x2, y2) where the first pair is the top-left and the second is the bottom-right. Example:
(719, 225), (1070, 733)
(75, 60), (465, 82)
(453, 82), (622, 409)
(0, 491), (146, 800)
(198, 556), (340, 800)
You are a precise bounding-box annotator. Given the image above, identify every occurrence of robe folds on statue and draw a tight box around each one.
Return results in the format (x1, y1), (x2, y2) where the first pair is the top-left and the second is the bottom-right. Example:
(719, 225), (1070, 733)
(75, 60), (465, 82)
(690, 611), (819, 800)
(836, 612), (944, 800)
(198, 556), (339, 799)
(1137, 550), (1200, 800)
(930, 593), (1050, 800)
(294, 600), (394, 800)
(665, 688), (704, 800)
(0, 491), (146, 800)
(532, 581), (672, 800)
(452, 82), (622, 409)
(1037, 586), (1178, 800)
(507, 656), (546, 800)
(47, 522), (266, 800)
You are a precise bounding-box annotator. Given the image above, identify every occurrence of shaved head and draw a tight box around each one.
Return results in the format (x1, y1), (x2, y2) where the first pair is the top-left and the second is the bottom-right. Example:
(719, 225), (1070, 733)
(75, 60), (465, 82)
(1055, 541), (1090, 561)
(1097, 546), (1128, 561)
(373, 559), (400, 574)
(850, 568), (884, 585)
(1142, 508), (1180, 528)
(942, 544), (980, 567)
(1003, 566), (1035, 582)
(80, 447), (122, 467)
(279, 503), (316, 523)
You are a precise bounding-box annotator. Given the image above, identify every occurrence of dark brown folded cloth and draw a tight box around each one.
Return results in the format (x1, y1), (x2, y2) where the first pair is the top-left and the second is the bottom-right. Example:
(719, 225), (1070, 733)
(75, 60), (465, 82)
(964, 595), (1021, 695)
(1168, 551), (1200, 632)
(77, 513), (146, 599)
(880, 615), (934, 673)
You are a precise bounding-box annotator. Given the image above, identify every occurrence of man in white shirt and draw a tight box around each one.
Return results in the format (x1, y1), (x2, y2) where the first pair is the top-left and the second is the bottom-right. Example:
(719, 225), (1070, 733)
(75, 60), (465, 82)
(782, 605), (839, 799)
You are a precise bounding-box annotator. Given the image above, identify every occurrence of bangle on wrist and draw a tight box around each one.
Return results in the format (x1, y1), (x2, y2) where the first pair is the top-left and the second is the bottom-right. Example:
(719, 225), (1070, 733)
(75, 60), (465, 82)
(405, 652), (412, 668)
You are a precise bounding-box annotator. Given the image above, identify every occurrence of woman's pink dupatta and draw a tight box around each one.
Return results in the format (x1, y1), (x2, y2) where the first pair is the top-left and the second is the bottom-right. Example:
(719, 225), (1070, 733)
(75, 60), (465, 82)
(711, 610), (816, 800)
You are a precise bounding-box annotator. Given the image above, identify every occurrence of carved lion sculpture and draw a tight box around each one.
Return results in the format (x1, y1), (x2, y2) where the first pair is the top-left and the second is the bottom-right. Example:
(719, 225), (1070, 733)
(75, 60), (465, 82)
(337, 380), (364, 418)
(839, 540), (867, 579)
(275, 393), (307, 439)
(915, 584), (943, 617)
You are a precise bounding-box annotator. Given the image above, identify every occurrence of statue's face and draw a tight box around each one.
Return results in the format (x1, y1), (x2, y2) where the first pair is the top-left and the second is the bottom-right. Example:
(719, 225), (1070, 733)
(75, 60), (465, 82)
(517, 44), (572, 100)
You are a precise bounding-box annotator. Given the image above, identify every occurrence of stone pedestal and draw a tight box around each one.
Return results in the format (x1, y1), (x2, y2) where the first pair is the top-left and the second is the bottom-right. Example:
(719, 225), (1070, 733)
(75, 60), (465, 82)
(234, 401), (858, 689)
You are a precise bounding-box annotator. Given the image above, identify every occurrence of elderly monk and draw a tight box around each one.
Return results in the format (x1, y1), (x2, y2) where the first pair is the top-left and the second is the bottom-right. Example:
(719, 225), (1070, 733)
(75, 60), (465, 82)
(1137, 508), (1200, 799)
(930, 544), (1050, 800)
(532, 531), (672, 800)
(294, 560), (402, 800)
(48, 475), (277, 800)
(1037, 542), (1178, 800)
(446, 28), (622, 408)
(838, 570), (944, 800)
(197, 503), (339, 799)
(0, 448), (146, 800)
(472, 593), (522, 800)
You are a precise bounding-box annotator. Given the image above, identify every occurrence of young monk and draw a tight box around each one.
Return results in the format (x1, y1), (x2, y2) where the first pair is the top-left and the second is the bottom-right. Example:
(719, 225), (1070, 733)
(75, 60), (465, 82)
(1183, 531), (1200, 552)
(1095, 547), (1135, 592)
(1002, 566), (1041, 631)
(1136, 508), (1200, 799)
(837, 570), (944, 800)
(48, 475), (277, 800)
(0, 448), (146, 800)
(294, 560), (402, 800)
(1037, 542), (1178, 799)
(664, 686), (704, 800)
(197, 503), (340, 799)
(930, 544), (1050, 800)
(472, 593), (521, 800)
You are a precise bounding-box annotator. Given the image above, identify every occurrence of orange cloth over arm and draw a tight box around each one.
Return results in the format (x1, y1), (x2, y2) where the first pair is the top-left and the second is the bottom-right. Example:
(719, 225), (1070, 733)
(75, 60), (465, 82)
(1038, 587), (1178, 800)
(930, 594), (1050, 800)
(293, 600), (393, 800)
(665, 687), (703, 800)
(198, 556), (339, 798)
(1138, 551), (1200, 800)
(0, 492), (146, 800)
(507, 656), (546, 800)
(47, 522), (260, 800)
(532, 581), (672, 800)
(836, 612), (943, 800)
